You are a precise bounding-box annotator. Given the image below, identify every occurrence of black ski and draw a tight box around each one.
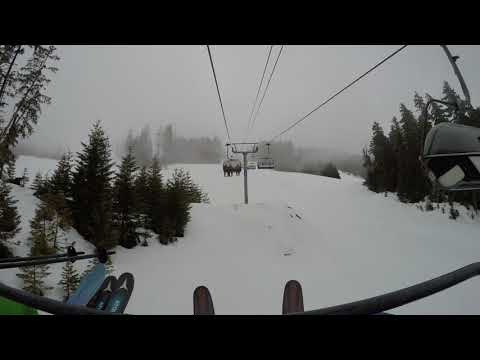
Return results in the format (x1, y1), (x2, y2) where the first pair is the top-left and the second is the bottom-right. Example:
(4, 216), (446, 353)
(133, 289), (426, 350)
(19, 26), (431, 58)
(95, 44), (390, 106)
(282, 280), (304, 314)
(87, 275), (117, 310)
(104, 273), (134, 314)
(193, 286), (215, 315)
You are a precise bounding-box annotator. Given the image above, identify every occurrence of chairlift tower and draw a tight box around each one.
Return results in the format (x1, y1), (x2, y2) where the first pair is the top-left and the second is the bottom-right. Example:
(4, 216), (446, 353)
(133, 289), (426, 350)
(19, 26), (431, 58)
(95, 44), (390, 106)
(225, 143), (230, 159)
(229, 142), (259, 204)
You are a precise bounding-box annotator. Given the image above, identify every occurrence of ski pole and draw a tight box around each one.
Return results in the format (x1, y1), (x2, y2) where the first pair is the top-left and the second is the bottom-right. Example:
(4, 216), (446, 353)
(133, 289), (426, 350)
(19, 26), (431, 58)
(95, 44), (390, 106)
(0, 251), (86, 264)
(0, 251), (115, 270)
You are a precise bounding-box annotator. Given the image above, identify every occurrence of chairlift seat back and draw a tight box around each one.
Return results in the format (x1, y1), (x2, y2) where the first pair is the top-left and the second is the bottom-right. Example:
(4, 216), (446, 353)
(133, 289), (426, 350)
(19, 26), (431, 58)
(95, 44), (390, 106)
(422, 122), (480, 190)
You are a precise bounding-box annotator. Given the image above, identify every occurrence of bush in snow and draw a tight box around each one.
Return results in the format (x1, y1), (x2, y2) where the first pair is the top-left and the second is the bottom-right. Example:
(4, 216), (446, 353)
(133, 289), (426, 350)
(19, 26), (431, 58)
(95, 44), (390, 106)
(449, 207), (460, 220)
(321, 162), (341, 179)
(425, 199), (434, 212)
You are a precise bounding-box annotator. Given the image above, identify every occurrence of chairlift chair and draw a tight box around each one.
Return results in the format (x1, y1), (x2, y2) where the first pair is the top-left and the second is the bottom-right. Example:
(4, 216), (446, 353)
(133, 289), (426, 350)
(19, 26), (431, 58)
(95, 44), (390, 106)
(422, 122), (480, 191)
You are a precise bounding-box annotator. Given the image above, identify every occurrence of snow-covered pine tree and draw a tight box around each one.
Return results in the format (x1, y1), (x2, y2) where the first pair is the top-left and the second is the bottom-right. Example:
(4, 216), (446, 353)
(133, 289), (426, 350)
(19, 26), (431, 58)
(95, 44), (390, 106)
(0, 180), (21, 258)
(58, 260), (81, 300)
(71, 121), (115, 249)
(113, 146), (139, 248)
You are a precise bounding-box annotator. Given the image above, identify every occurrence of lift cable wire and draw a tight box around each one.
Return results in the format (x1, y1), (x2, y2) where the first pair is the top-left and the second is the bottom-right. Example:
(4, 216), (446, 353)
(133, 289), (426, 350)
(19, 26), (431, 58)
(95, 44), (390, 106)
(268, 45), (408, 142)
(244, 45), (274, 142)
(206, 45), (232, 143)
(248, 45), (285, 142)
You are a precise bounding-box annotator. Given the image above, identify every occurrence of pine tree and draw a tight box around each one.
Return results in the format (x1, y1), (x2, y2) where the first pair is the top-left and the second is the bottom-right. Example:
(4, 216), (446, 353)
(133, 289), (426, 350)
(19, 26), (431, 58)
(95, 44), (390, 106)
(71, 121), (115, 249)
(58, 260), (81, 300)
(29, 201), (56, 255)
(16, 262), (52, 296)
(6, 157), (15, 181)
(368, 122), (389, 192)
(135, 165), (150, 230)
(388, 116), (402, 191)
(398, 103), (425, 202)
(441, 81), (462, 121)
(16, 216), (55, 296)
(425, 93), (449, 125)
(162, 124), (174, 165)
(146, 157), (165, 236)
(0, 180), (21, 257)
(165, 169), (192, 238)
(30, 171), (50, 198)
(113, 146), (139, 248)
(50, 152), (73, 199)
(41, 192), (72, 251)
(21, 168), (29, 187)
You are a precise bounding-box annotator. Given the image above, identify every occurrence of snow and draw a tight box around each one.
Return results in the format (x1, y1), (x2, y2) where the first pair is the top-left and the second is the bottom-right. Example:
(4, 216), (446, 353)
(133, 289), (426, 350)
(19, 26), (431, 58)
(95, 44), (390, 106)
(3, 155), (480, 314)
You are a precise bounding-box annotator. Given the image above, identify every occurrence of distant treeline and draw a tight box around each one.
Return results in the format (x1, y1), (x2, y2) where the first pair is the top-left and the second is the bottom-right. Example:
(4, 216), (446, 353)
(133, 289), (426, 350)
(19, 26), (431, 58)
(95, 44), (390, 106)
(14, 141), (65, 161)
(117, 124), (223, 167)
(254, 141), (365, 178)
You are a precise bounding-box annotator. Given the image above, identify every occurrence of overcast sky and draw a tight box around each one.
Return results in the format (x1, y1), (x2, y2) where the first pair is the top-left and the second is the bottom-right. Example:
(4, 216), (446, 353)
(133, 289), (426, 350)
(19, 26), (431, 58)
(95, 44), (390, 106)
(24, 45), (480, 156)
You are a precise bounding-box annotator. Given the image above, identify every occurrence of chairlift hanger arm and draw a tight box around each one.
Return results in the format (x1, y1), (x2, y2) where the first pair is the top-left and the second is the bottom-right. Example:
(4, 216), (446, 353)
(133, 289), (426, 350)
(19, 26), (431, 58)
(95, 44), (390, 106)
(440, 45), (471, 108)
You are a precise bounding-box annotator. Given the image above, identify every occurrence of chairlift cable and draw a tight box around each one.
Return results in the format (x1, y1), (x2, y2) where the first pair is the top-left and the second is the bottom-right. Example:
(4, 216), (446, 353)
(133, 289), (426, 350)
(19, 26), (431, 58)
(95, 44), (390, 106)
(244, 45), (274, 142)
(206, 45), (232, 143)
(248, 45), (285, 141)
(267, 45), (408, 142)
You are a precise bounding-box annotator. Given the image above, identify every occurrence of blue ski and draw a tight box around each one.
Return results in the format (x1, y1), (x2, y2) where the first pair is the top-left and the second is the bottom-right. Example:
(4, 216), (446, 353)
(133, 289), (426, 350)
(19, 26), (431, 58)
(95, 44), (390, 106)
(104, 273), (134, 314)
(67, 263), (106, 306)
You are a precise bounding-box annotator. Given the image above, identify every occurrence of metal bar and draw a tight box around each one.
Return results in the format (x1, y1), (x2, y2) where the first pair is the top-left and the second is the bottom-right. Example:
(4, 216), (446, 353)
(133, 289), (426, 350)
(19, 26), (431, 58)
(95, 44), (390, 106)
(0, 251), (86, 264)
(424, 152), (480, 158)
(243, 153), (248, 204)
(0, 251), (115, 270)
(0, 281), (120, 315)
(294, 262), (480, 315)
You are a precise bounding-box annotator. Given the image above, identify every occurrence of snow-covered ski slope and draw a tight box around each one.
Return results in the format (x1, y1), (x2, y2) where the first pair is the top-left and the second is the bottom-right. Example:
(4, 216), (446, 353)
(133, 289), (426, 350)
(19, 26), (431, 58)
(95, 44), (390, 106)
(4, 155), (480, 314)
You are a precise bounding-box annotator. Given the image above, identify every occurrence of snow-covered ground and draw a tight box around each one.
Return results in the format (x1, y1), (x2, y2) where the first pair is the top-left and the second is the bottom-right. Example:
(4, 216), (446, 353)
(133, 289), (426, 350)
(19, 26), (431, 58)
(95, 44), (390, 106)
(3, 155), (480, 314)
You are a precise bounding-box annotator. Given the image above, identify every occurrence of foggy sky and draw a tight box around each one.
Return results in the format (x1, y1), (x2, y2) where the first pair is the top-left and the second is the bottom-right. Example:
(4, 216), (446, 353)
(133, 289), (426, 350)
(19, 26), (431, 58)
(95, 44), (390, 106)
(23, 45), (480, 156)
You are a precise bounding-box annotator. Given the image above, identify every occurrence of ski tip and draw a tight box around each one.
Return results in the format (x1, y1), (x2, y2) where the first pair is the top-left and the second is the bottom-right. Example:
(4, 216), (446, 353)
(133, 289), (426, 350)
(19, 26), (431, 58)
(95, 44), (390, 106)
(283, 280), (304, 315)
(193, 286), (215, 315)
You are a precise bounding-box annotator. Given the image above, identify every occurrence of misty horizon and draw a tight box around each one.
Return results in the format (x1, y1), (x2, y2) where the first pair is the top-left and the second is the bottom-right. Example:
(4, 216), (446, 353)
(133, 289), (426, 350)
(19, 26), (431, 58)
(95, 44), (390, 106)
(15, 45), (480, 158)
